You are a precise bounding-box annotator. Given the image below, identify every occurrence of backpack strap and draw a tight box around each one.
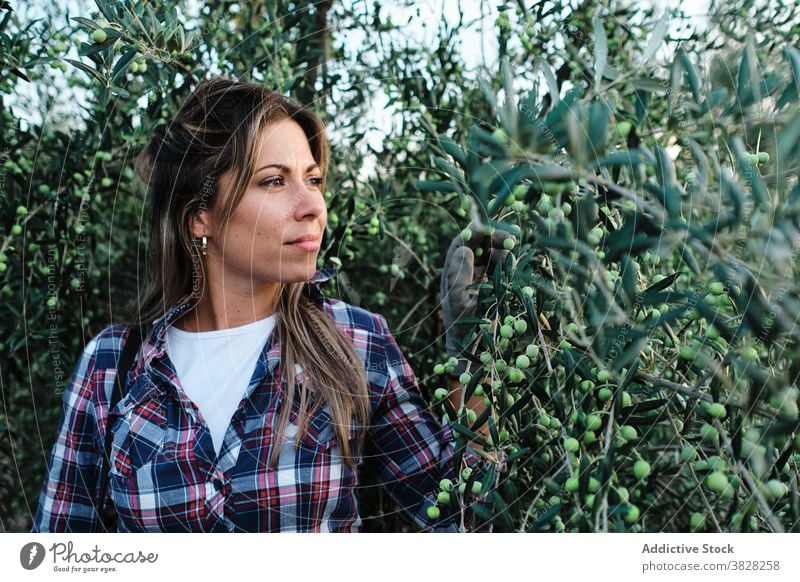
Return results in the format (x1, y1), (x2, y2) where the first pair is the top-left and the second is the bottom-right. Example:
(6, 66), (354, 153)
(96, 323), (145, 533)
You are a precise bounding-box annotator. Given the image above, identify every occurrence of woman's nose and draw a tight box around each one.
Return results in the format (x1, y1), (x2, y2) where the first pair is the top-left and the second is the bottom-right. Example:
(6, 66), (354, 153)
(293, 179), (325, 219)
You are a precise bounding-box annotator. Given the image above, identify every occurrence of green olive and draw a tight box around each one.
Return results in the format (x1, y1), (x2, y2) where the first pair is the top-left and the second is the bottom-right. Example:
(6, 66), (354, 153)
(633, 460), (650, 480)
(564, 437), (580, 453)
(585, 414), (602, 431)
(690, 512), (705, 530)
(680, 446), (697, 462)
(507, 367), (523, 383)
(91, 28), (107, 44)
(765, 479), (787, 500)
(741, 346), (758, 362)
(705, 471), (729, 494)
(624, 504), (640, 523)
(707, 402), (726, 419)
(426, 505), (440, 520)
(616, 120), (632, 137)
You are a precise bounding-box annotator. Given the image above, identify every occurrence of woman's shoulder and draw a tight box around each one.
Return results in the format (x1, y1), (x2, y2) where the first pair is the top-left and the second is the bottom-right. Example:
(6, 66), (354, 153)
(58, 323), (141, 419)
(321, 298), (402, 387)
(322, 297), (392, 338)
(78, 323), (140, 371)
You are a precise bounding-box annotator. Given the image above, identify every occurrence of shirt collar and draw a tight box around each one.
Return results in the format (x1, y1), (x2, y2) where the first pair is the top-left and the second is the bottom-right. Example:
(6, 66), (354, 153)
(149, 266), (337, 345)
(123, 268), (338, 414)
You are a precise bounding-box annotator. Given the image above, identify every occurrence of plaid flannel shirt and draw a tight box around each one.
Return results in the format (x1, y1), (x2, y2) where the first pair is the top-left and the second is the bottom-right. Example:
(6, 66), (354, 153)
(32, 269), (499, 532)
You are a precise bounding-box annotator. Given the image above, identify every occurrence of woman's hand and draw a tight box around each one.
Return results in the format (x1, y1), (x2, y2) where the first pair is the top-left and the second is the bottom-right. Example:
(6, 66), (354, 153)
(439, 224), (515, 379)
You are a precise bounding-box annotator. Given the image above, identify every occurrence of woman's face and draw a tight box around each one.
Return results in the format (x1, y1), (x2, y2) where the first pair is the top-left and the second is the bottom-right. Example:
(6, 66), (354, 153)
(198, 117), (327, 291)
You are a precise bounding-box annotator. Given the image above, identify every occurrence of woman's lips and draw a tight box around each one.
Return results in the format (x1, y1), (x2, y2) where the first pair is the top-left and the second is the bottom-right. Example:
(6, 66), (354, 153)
(286, 239), (321, 251)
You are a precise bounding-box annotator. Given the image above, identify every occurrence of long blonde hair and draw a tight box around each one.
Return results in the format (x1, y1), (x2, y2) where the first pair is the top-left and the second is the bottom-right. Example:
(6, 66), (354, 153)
(128, 77), (370, 470)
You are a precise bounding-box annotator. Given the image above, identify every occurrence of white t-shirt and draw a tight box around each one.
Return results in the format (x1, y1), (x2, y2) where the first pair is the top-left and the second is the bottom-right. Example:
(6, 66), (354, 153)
(165, 313), (278, 457)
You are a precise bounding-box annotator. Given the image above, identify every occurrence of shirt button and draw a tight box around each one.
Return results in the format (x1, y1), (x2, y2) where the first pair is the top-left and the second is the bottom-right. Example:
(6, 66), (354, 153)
(213, 478), (223, 491)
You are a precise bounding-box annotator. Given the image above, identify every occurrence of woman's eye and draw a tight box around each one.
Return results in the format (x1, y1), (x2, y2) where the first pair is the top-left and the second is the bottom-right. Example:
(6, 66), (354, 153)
(259, 176), (322, 188)
(260, 177), (284, 188)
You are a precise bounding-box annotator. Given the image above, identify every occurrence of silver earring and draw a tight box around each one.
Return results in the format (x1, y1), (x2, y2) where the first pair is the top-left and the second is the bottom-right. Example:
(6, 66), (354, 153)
(201, 236), (208, 256)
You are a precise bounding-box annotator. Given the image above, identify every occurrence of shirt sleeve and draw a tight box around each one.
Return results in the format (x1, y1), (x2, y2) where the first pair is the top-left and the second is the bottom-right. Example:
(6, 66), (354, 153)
(31, 336), (110, 532)
(364, 315), (499, 532)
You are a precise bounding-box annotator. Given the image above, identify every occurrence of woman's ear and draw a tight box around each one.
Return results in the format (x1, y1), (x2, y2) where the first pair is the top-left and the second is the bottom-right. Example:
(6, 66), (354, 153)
(189, 209), (212, 239)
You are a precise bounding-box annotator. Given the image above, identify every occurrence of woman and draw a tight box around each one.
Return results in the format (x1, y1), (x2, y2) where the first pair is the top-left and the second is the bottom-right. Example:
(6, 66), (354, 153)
(31, 77), (507, 533)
